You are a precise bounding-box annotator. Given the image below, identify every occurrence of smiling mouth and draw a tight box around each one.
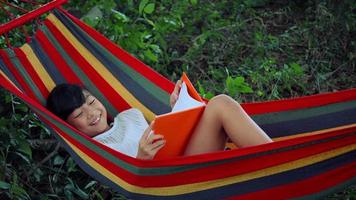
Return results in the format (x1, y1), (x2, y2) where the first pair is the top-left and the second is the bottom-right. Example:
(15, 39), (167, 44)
(90, 114), (101, 126)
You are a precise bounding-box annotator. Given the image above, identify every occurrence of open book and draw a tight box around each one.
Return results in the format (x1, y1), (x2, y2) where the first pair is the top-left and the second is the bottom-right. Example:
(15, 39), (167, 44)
(153, 73), (206, 159)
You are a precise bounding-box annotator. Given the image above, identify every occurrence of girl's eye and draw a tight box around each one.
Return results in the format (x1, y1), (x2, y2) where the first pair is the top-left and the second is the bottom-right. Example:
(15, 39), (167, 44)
(89, 99), (95, 105)
(74, 112), (83, 118)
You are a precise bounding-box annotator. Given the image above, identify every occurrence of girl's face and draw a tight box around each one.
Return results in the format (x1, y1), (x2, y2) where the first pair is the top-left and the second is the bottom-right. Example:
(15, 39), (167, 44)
(67, 91), (110, 137)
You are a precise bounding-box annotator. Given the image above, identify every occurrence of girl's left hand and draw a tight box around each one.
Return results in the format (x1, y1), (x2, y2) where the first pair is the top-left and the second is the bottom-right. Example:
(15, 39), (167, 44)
(136, 121), (165, 160)
(170, 80), (182, 108)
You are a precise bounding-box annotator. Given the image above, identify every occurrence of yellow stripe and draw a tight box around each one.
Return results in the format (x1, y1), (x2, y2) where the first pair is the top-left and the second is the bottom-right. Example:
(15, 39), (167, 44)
(177, 144), (355, 195)
(273, 123), (356, 141)
(20, 44), (56, 91)
(60, 132), (355, 196)
(226, 123), (356, 149)
(46, 14), (156, 120)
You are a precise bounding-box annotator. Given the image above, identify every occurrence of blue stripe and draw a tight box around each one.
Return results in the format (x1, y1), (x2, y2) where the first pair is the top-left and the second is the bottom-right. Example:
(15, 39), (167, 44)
(261, 108), (356, 138)
(29, 37), (66, 84)
(3, 49), (45, 103)
(0, 58), (23, 91)
(170, 150), (356, 200)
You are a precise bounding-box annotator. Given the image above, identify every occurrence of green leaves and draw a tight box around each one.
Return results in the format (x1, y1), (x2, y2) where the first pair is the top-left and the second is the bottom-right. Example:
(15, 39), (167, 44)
(53, 155), (65, 166)
(225, 76), (253, 98)
(144, 3), (155, 14)
(190, 0), (198, 6)
(139, 0), (155, 15)
(0, 180), (10, 189)
(289, 62), (303, 76)
(64, 178), (89, 200)
(112, 9), (130, 23)
(0, 174), (31, 200)
(0, 1), (354, 199)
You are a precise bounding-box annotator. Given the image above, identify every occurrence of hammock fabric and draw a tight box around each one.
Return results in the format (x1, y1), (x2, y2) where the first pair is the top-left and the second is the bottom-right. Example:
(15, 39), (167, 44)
(0, 7), (355, 200)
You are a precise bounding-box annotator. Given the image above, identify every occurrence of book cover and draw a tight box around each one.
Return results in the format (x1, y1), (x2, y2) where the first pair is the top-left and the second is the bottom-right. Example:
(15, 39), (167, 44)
(153, 73), (206, 159)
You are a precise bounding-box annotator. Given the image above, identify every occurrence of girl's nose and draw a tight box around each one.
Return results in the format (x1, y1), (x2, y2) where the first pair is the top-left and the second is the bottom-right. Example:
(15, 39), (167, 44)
(88, 108), (96, 119)
(84, 105), (95, 119)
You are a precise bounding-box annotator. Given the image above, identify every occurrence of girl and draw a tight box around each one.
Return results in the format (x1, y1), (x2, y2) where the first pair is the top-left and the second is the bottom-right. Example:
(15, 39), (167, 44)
(47, 81), (272, 159)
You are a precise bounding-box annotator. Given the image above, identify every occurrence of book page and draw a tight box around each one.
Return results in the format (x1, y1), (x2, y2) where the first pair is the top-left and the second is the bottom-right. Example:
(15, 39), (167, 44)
(171, 82), (205, 113)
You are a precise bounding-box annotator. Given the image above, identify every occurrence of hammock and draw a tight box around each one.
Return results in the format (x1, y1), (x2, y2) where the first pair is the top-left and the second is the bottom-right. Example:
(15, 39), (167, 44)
(0, 3), (355, 199)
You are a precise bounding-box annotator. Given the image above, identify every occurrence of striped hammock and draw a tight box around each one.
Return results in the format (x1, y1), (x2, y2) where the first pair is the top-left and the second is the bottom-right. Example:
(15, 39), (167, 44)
(0, 8), (355, 199)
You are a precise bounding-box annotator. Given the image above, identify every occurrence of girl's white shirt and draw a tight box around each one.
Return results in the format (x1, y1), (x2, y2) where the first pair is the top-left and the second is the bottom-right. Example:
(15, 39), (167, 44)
(93, 108), (148, 158)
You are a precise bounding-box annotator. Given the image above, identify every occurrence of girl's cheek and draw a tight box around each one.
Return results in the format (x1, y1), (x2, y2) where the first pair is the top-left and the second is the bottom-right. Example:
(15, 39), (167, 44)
(74, 118), (86, 130)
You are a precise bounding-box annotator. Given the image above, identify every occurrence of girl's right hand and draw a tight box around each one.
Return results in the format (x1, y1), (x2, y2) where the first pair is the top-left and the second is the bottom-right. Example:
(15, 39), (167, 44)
(170, 80), (182, 108)
(136, 121), (165, 160)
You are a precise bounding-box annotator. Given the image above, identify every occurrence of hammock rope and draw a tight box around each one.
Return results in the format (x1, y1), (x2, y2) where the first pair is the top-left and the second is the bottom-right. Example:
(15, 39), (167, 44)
(0, 2), (355, 199)
(0, 0), (29, 13)
(0, 2), (32, 43)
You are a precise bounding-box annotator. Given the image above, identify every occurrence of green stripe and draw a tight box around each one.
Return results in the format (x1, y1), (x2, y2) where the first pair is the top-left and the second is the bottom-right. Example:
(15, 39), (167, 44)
(252, 100), (356, 125)
(63, 13), (170, 108)
(40, 26), (118, 117)
(5, 49), (45, 104)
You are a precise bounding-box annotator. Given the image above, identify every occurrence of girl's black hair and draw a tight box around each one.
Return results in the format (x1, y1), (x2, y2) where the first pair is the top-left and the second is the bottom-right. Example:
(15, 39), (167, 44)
(46, 84), (85, 120)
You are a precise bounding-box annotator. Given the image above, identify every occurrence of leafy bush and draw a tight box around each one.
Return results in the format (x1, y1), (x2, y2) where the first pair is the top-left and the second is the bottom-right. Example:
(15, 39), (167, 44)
(0, 0), (355, 199)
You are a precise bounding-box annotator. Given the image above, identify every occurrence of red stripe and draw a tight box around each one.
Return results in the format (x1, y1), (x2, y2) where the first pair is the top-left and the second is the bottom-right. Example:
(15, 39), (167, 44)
(34, 29), (82, 84)
(43, 19), (131, 111)
(58, 8), (175, 93)
(242, 88), (356, 115)
(229, 162), (356, 200)
(0, 49), (38, 100)
(13, 48), (49, 99)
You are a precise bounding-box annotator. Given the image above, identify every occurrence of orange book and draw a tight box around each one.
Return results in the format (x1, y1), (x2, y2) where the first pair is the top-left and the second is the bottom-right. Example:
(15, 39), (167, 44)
(153, 73), (206, 159)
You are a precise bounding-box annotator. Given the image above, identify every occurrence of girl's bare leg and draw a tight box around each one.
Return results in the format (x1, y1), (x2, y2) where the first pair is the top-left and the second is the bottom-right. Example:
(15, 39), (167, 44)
(184, 95), (272, 156)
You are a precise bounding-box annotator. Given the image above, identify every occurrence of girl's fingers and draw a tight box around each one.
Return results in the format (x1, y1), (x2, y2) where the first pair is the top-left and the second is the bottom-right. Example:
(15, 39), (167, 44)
(146, 134), (164, 144)
(150, 139), (165, 151)
(173, 80), (182, 94)
(170, 79), (183, 108)
(141, 121), (154, 140)
(170, 93), (178, 107)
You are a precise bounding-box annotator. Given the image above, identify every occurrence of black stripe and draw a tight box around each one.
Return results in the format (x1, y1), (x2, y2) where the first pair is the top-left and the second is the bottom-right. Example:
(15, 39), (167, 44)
(261, 108), (356, 138)
(0, 58), (23, 91)
(169, 150), (355, 200)
(30, 36), (67, 84)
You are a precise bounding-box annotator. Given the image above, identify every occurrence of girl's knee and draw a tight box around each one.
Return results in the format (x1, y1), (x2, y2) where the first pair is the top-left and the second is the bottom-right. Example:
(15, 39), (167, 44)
(209, 94), (239, 107)
(206, 95), (241, 114)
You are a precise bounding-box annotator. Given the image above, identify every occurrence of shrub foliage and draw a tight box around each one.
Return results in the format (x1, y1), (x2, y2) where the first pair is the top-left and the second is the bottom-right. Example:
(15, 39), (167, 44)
(0, 0), (355, 199)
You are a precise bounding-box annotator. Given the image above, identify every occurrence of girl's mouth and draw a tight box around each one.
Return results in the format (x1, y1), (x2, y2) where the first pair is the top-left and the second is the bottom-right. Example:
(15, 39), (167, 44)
(90, 114), (101, 126)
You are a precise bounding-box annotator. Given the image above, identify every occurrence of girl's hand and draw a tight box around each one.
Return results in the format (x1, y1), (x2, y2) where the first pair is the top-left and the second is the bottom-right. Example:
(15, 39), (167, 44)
(170, 80), (182, 108)
(136, 121), (165, 160)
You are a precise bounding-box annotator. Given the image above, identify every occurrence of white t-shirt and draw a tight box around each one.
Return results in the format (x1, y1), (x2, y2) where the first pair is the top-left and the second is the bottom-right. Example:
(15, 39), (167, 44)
(93, 108), (149, 158)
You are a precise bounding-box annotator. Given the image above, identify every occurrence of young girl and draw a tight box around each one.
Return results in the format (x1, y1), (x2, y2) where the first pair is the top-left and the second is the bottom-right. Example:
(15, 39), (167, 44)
(47, 81), (272, 159)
